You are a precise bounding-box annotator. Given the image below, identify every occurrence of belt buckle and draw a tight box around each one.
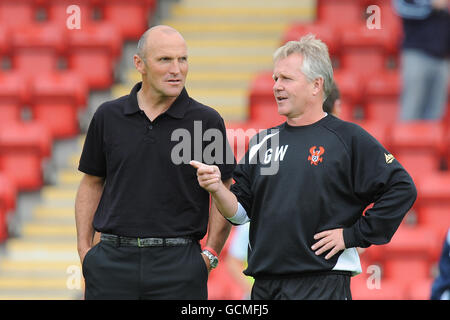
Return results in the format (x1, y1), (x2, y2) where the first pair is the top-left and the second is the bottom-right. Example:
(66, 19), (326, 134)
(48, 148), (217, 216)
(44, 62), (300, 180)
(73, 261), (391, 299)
(137, 238), (143, 247)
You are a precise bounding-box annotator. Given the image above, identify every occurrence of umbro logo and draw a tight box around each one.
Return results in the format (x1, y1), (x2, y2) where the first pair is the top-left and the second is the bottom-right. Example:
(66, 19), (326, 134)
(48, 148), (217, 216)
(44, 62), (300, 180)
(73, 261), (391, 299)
(384, 153), (395, 164)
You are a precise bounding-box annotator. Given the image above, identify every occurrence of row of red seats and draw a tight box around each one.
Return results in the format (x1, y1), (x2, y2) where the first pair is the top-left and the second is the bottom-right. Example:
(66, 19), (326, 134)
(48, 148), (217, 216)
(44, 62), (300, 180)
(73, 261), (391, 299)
(0, 122), (51, 191)
(351, 259), (435, 299)
(283, 22), (400, 77)
(249, 70), (405, 113)
(352, 218), (450, 300)
(0, 121), (51, 242)
(0, 21), (122, 89)
(0, 0), (156, 40)
(0, 70), (88, 138)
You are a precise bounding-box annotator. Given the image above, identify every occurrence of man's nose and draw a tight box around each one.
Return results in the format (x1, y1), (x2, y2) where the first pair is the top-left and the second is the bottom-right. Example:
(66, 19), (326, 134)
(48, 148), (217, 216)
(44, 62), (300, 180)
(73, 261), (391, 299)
(273, 80), (282, 92)
(169, 60), (181, 74)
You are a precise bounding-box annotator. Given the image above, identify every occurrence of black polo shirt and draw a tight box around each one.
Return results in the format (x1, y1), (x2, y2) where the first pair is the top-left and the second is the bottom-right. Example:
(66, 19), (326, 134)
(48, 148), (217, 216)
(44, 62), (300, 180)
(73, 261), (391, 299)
(78, 82), (236, 239)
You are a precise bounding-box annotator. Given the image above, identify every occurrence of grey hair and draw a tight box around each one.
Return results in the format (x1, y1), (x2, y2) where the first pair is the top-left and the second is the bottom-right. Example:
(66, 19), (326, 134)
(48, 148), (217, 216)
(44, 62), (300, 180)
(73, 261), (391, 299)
(136, 29), (151, 59)
(273, 34), (333, 101)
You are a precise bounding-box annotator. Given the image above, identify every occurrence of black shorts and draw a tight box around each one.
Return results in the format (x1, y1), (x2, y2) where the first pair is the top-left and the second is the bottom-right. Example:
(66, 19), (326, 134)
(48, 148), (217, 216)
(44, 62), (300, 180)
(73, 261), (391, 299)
(251, 272), (352, 300)
(82, 240), (208, 300)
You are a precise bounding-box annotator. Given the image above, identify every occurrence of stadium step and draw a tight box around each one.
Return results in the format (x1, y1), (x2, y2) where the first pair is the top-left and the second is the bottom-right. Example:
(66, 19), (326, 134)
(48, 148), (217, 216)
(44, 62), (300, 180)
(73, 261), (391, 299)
(111, 0), (315, 122)
(0, 138), (83, 300)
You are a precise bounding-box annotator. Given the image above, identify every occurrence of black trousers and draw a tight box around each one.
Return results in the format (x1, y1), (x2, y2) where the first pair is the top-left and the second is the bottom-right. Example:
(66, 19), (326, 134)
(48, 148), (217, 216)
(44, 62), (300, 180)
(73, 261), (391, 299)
(251, 273), (352, 300)
(82, 240), (208, 300)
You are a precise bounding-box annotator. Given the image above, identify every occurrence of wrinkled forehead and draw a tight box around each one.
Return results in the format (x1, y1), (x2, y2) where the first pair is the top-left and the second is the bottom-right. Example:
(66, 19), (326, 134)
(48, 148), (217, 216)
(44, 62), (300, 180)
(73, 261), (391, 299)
(273, 53), (303, 75)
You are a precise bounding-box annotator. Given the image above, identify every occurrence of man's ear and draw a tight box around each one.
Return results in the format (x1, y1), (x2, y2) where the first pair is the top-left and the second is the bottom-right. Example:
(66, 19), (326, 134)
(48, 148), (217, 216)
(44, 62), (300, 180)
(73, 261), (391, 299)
(312, 77), (324, 96)
(134, 54), (146, 75)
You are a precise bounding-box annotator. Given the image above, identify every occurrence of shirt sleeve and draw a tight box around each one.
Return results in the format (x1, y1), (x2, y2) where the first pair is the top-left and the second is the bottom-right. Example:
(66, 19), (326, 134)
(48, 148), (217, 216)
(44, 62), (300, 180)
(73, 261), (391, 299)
(343, 127), (417, 248)
(78, 112), (107, 178)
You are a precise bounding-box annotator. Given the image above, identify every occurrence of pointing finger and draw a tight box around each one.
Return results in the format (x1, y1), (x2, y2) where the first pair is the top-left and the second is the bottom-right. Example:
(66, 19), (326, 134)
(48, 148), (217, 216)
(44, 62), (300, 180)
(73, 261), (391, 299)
(189, 160), (204, 169)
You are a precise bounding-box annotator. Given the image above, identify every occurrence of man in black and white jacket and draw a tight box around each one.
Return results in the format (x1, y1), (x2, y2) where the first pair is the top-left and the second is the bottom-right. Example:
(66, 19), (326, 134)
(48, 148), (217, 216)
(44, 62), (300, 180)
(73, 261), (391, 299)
(190, 34), (417, 300)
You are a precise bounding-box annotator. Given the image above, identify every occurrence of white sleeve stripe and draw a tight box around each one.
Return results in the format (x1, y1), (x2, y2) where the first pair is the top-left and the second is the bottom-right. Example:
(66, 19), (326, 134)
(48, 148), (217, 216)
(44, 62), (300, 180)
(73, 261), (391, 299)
(227, 202), (250, 225)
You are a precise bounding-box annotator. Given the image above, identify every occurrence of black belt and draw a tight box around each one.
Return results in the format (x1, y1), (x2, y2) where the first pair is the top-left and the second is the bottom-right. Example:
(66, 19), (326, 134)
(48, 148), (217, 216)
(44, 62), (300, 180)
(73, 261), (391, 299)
(100, 233), (193, 247)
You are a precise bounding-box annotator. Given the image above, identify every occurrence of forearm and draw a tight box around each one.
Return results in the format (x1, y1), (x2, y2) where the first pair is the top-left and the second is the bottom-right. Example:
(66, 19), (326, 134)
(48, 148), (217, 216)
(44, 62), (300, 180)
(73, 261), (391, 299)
(210, 180), (238, 219)
(75, 175), (104, 253)
(205, 179), (233, 255)
(344, 177), (417, 248)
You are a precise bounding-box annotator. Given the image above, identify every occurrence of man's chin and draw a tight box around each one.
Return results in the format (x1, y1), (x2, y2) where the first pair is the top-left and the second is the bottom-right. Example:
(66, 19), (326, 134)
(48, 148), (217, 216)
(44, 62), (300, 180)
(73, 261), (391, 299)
(277, 105), (290, 117)
(163, 86), (184, 97)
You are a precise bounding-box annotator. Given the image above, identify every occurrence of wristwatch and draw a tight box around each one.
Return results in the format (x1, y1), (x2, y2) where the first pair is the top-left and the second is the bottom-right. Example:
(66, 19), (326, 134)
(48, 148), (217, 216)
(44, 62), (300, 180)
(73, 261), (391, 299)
(202, 249), (219, 269)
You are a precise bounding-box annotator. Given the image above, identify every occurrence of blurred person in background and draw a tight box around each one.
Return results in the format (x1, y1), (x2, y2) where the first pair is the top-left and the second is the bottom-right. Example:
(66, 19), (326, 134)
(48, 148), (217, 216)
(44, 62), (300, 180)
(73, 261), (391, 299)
(431, 228), (450, 300)
(75, 25), (235, 299)
(322, 80), (341, 117)
(393, 0), (450, 121)
(191, 35), (417, 300)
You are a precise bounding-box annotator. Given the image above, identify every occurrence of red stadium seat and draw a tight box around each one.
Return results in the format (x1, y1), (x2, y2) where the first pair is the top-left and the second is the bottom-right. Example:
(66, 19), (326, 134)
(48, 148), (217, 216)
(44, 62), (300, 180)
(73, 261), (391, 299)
(248, 71), (275, 108)
(354, 120), (389, 147)
(11, 23), (66, 75)
(406, 278), (433, 300)
(30, 71), (88, 138)
(383, 225), (441, 261)
(338, 102), (355, 122)
(0, 104), (21, 125)
(334, 70), (365, 107)
(0, 71), (29, 124)
(30, 71), (87, 108)
(382, 257), (432, 285)
(388, 121), (445, 155)
(339, 23), (398, 78)
(103, 0), (156, 40)
(365, 70), (401, 104)
(364, 102), (399, 124)
(417, 205), (450, 242)
(281, 23), (340, 56)
(367, 0), (403, 53)
(249, 103), (285, 127)
(416, 173), (450, 208)
(67, 22), (122, 89)
(317, 0), (364, 26)
(0, 26), (10, 55)
(0, 203), (7, 242)
(0, 0), (35, 28)
(0, 122), (51, 190)
(351, 276), (406, 300)
(395, 152), (440, 183)
(363, 65), (401, 120)
(0, 172), (17, 214)
(0, 172), (16, 241)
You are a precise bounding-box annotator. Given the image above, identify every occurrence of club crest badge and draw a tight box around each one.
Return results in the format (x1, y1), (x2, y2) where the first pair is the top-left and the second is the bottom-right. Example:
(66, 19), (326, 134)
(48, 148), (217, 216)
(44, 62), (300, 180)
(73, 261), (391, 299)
(308, 146), (325, 165)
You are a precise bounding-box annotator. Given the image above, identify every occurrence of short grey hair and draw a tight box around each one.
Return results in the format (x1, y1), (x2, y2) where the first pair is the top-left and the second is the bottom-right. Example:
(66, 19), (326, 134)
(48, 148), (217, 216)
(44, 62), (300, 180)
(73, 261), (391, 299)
(273, 34), (333, 101)
(136, 29), (151, 59)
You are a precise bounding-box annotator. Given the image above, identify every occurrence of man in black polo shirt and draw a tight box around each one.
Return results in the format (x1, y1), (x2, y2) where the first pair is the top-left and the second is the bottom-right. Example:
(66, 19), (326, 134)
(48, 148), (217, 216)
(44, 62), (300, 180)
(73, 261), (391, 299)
(75, 25), (236, 299)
